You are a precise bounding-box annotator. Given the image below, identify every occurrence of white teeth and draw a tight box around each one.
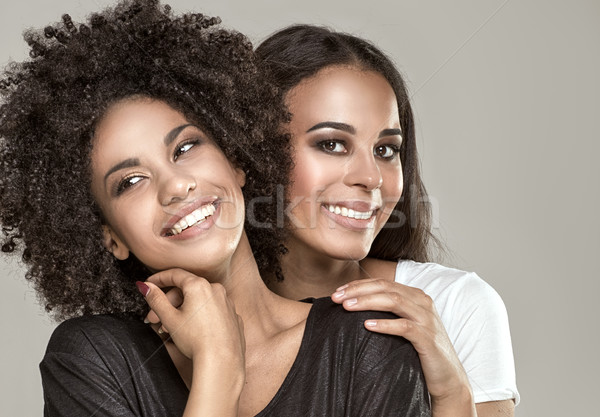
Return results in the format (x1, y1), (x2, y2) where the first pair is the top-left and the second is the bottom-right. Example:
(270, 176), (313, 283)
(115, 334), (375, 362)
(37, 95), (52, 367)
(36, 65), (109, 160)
(193, 210), (204, 222)
(184, 214), (195, 226)
(169, 203), (216, 236)
(326, 204), (374, 220)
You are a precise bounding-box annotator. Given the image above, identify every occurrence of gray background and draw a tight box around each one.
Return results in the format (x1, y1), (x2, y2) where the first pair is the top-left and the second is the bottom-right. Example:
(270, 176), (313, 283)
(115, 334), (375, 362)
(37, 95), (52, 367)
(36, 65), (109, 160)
(1, 1), (598, 416)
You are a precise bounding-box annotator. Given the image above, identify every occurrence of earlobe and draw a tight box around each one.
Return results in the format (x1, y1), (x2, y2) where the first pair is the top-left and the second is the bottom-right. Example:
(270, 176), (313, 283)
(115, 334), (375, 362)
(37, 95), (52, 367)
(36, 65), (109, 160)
(101, 225), (130, 261)
(235, 167), (246, 188)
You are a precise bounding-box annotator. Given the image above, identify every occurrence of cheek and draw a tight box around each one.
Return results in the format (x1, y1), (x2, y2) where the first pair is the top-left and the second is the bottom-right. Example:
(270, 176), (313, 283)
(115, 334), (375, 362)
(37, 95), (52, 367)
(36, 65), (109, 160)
(289, 153), (332, 198)
(381, 166), (404, 206)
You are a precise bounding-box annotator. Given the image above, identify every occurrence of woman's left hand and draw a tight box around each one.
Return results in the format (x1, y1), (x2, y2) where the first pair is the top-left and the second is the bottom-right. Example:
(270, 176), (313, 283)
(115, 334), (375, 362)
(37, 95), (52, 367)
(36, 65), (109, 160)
(331, 278), (475, 416)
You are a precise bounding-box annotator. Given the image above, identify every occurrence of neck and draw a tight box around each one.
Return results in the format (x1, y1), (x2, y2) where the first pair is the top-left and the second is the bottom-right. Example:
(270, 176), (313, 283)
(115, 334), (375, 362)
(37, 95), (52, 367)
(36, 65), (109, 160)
(269, 241), (365, 300)
(202, 231), (306, 347)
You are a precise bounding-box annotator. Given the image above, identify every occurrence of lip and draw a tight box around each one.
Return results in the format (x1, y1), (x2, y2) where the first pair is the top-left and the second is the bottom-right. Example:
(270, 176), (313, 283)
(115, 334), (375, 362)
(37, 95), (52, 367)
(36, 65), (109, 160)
(161, 196), (220, 236)
(320, 202), (379, 231)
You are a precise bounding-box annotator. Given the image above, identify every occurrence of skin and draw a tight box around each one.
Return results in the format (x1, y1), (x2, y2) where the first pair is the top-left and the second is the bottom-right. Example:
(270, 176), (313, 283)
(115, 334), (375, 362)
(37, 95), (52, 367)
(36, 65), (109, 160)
(146, 66), (515, 416)
(273, 65), (513, 417)
(91, 97), (311, 417)
(269, 65), (404, 299)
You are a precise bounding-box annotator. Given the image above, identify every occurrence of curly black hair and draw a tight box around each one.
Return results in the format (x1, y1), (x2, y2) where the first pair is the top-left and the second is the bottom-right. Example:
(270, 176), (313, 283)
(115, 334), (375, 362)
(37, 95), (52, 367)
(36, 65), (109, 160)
(0, 0), (291, 319)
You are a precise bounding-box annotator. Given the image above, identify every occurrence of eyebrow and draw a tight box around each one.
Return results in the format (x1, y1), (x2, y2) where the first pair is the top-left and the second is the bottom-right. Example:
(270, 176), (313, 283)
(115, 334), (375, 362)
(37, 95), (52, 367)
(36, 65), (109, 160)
(164, 123), (194, 146)
(306, 121), (356, 134)
(306, 122), (402, 140)
(103, 124), (194, 183)
(104, 158), (140, 182)
(379, 128), (403, 138)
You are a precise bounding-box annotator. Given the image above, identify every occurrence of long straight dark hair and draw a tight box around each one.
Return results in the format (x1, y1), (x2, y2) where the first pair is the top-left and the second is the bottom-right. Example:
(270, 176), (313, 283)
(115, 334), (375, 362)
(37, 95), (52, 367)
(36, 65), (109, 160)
(256, 24), (440, 263)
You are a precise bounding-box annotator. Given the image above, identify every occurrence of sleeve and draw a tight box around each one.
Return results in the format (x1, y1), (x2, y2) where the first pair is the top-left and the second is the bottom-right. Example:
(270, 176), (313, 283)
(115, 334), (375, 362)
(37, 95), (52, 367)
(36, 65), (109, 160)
(40, 352), (136, 417)
(446, 274), (519, 405)
(351, 332), (431, 417)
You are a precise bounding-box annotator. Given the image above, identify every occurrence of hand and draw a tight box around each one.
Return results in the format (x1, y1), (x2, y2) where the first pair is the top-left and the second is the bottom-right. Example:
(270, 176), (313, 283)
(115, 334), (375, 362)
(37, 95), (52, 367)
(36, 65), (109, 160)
(138, 269), (245, 364)
(139, 270), (246, 416)
(331, 278), (474, 412)
(145, 286), (183, 337)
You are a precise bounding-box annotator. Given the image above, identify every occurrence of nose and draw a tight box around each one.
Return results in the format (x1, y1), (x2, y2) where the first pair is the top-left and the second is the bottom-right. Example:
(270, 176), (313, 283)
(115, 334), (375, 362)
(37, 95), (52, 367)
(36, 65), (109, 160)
(343, 150), (383, 191)
(159, 171), (196, 206)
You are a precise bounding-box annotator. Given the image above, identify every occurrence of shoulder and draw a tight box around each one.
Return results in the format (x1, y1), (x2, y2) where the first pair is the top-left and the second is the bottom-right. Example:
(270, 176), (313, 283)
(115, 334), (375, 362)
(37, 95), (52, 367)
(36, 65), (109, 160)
(394, 260), (504, 310)
(309, 297), (417, 356)
(310, 296), (398, 323)
(45, 314), (159, 366)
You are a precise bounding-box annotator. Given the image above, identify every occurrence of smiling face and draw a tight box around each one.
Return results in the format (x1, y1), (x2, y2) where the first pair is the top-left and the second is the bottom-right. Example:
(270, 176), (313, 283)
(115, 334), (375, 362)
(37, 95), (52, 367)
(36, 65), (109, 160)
(285, 65), (403, 261)
(90, 98), (246, 276)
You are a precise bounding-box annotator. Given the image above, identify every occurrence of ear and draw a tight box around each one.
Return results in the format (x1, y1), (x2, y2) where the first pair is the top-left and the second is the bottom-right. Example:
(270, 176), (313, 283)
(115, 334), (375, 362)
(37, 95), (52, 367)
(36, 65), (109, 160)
(234, 167), (246, 188)
(101, 225), (130, 261)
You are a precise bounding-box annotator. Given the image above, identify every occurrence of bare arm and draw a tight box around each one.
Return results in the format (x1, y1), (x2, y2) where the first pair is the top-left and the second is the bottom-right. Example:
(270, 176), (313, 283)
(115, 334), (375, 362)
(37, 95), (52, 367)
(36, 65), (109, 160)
(476, 400), (515, 417)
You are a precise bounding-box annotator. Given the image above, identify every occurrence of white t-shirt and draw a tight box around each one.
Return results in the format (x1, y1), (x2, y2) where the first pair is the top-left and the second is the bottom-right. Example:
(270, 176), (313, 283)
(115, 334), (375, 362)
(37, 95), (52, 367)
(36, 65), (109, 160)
(395, 260), (519, 405)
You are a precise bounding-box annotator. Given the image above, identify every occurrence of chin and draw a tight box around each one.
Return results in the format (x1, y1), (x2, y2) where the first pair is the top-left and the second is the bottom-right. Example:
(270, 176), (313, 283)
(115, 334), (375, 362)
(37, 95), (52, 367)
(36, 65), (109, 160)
(322, 242), (370, 261)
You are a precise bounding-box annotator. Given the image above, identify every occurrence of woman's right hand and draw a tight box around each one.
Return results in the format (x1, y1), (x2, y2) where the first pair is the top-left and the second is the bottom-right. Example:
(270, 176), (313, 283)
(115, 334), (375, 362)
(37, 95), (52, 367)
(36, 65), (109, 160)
(139, 268), (245, 363)
(138, 269), (246, 417)
(332, 278), (476, 417)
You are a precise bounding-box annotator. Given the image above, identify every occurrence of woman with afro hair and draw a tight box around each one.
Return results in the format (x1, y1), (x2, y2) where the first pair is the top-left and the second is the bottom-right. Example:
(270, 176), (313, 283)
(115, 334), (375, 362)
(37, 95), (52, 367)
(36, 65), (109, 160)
(0, 1), (431, 416)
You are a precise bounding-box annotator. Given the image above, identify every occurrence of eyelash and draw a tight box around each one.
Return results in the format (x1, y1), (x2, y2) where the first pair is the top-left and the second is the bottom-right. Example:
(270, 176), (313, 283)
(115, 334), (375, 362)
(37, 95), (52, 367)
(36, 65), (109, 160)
(173, 138), (201, 161)
(316, 140), (401, 160)
(317, 139), (347, 154)
(116, 174), (145, 196)
(375, 144), (401, 160)
(115, 138), (202, 196)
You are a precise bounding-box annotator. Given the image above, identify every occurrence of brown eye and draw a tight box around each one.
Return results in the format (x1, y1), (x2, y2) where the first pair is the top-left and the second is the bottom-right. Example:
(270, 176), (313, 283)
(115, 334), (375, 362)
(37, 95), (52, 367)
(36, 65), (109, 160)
(318, 140), (347, 154)
(374, 144), (400, 160)
(116, 175), (144, 195)
(174, 139), (200, 161)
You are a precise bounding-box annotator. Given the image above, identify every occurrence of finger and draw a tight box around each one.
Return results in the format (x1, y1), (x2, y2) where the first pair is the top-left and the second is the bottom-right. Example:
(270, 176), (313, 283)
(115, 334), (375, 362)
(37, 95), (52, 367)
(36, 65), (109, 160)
(150, 322), (171, 341)
(332, 279), (431, 308)
(146, 268), (194, 289)
(145, 287), (184, 324)
(340, 292), (425, 321)
(364, 318), (417, 339)
(137, 281), (179, 329)
(333, 278), (416, 299)
(145, 309), (160, 325)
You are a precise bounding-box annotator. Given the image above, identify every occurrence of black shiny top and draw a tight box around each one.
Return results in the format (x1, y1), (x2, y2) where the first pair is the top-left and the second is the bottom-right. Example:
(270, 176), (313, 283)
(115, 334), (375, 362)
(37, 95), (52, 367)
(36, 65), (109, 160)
(41, 297), (430, 416)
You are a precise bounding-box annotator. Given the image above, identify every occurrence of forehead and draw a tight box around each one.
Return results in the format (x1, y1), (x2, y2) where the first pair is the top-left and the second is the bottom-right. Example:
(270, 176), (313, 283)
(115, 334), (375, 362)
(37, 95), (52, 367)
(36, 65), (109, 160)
(285, 66), (399, 128)
(94, 99), (187, 145)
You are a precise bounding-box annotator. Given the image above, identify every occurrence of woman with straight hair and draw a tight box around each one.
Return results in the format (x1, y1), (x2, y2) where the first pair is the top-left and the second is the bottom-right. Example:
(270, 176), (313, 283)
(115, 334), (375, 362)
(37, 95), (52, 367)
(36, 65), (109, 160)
(252, 25), (520, 417)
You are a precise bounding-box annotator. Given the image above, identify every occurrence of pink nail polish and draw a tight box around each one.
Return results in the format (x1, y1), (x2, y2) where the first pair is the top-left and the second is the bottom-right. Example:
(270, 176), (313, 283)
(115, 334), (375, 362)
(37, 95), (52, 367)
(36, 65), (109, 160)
(136, 281), (150, 297)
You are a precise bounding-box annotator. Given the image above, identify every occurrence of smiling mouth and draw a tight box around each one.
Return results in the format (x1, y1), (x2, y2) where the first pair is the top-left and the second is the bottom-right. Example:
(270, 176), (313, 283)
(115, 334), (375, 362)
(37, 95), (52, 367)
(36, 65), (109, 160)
(323, 204), (375, 220)
(167, 202), (217, 236)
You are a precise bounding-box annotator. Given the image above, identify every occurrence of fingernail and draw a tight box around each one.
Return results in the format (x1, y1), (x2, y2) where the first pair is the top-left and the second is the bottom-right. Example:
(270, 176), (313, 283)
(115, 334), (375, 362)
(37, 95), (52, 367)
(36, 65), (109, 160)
(136, 281), (150, 297)
(143, 317), (150, 324)
(332, 289), (345, 299)
(336, 284), (349, 292)
(365, 320), (377, 327)
(345, 298), (357, 307)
